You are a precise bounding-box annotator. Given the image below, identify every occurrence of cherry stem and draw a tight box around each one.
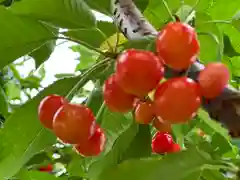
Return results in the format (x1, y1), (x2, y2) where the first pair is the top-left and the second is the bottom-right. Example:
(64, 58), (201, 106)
(65, 58), (112, 101)
(161, 0), (175, 22)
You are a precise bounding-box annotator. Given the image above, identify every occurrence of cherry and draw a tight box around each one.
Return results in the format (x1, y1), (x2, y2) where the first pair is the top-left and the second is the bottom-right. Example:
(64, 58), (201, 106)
(152, 118), (172, 133)
(53, 103), (96, 144)
(198, 62), (230, 99)
(156, 22), (200, 70)
(169, 143), (181, 153)
(115, 49), (164, 97)
(74, 125), (106, 157)
(103, 74), (135, 113)
(39, 164), (53, 172)
(38, 95), (67, 129)
(134, 101), (155, 124)
(154, 77), (201, 124)
(151, 132), (174, 154)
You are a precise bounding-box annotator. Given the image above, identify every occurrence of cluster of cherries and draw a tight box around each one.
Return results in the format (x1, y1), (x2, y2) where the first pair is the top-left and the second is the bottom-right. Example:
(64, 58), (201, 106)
(38, 95), (106, 157)
(38, 22), (230, 156)
(103, 22), (229, 153)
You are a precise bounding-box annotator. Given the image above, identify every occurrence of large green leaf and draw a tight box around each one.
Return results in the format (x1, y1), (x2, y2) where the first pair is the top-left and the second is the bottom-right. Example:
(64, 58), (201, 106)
(195, 12), (223, 62)
(30, 40), (57, 68)
(10, 0), (96, 29)
(0, 7), (54, 69)
(87, 109), (138, 180)
(65, 21), (116, 49)
(0, 75), (88, 179)
(98, 147), (212, 180)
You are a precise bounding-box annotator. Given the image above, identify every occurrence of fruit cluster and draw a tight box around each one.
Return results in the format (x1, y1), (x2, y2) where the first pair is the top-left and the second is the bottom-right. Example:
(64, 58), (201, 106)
(103, 22), (229, 152)
(38, 22), (230, 156)
(38, 95), (106, 157)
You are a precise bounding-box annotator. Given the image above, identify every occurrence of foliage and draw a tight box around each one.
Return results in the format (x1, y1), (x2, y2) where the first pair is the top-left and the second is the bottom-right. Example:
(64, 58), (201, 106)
(0, 0), (239, 180)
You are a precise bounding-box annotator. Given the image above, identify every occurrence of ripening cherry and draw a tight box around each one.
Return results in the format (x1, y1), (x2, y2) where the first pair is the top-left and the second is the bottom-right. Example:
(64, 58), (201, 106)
(152, 118), (172, 133)
(151, 132), (174, 154)
(154, 77), (201, 124)
(115, 49), (164, 97)
(38, 95), (67, 129)
(53, 103), (96, 144)
(156, 22), (200, 70)
(74, 125), (106, 157)
(198, 62), (230, 99)
(169, 143), (181, 153)
(39, 164), (53, 172)
(103, 74), (135, 113)
(134, 101), (155, 124)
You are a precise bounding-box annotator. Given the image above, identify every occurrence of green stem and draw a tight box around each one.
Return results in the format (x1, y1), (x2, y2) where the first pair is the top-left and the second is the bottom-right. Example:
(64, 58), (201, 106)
(95, 28), (114, 52)
(65, 58), (112, 100)
(199, 20), (231, 25)
(197, 32), (222, 61)
(161, 0), (175, 22)
(96, 103), (106, 124)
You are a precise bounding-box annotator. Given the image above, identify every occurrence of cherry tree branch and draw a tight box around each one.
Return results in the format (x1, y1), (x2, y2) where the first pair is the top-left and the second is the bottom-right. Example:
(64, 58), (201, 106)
(111, 0), (240, 137)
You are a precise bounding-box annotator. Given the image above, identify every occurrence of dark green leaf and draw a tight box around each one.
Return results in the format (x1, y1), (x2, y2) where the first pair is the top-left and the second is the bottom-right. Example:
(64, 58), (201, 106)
(11, 0), (96, 29)
(122, 125), (152, 160)
(0, 75), (89, 179)
(0, 7), (54, 69)
(98, 147), (212, 180)
(86, 87), (103, 116)
(0, 86), (9, 118)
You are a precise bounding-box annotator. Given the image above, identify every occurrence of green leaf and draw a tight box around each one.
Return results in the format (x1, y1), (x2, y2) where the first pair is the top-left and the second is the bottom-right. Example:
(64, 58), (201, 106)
(122, 125), (152, 160)
(197, 109), (235, 156)
(86, 87), (103, 116)
(0, 86), (9, 118)
(87, 109), (138, 180)
(232, 11), (240, 32)
(223, 34), (240, 57)
(30, 40), (57, 68)
(0, 75), (87, 179)
(144, 0), (213, 29)
(195, 12), (223, 62)
(5, 80), (21, 100)
(0, 7), (54, 69)
(72, 45), (99, 71)
(65, 21), (116, 49)
(67, 154), (85, 177)
(98, 147), (212, 180)
(17, 170), (67, 180)
(11, 0), (96, 29)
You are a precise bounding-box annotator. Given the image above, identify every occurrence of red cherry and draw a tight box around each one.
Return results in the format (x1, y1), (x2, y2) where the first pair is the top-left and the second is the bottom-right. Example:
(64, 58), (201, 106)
(198, 62), (230, 99)
(53, 103), (96, 144)
(115, 49), (164, 97)
(103, 74), (135, 113)
(152, 118), (172, 133)
(151, 132), (174, 154)
(156, 22), (200, 70)
(39, 164), (53, 172)
(74, 125), (106, 157)
(38, 95), (67, 129)
(154, 77), (201, 124)
(134, 101), (155, 124)
(169, 143), (181, 153)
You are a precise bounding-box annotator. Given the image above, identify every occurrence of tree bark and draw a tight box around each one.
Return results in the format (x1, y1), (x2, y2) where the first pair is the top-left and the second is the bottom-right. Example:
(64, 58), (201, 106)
(111, 0), (240, 137)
